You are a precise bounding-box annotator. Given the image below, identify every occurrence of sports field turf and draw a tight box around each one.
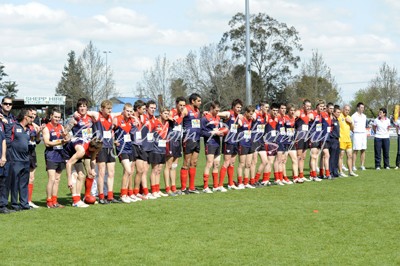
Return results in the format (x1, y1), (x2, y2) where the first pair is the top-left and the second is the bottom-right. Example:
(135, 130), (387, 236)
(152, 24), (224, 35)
(1, 140), (399, 265)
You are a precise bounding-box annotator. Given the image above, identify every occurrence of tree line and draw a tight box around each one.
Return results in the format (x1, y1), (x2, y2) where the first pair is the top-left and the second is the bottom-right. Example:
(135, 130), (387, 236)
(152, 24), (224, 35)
(137, 12), (400, 116)
(1, 12), (399, 117)
(55, 41), (118, 114)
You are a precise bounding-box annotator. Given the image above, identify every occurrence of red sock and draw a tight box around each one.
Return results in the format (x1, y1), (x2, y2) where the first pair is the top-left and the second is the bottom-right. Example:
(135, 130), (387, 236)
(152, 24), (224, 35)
(133, 188), (139, 195)
(238, 176), (243, 185)
(212, 173), (218, 188)
(325, 169), (331, 177)
(107, 191), (114, 200)
(293, 176), (298, 181)
(143, 187), (149, 195)
(72, 195), (81, 204)
(120, 188), (128, 197)
(299, 172), (304, 178)
(189, 167), (196, 190)
(156, 184), (160, 192)
(171, 185), (177, 192)
(311, 171), (317, 177)
(128, 189), (133, 196)
(85, 178), (94, 197)
(219, 167), (227, 187)
(279, 172), (284, 181)
(99, 193), (105, 200)
(47, 198), (53, 205)
(165, 186), (170, 193)
(254, 172), (261, 183)
(274, 172), (279, 181)
(262, 172), (271, 182)
(151, 185), (156, 193)
(244, 177), (249, 185)
(250, 178), (255, 185)
(203, 174), (209, 189)
(228, 166), (234, 184)
(28, 184), (33, 202)
(180, 168), (188, 190)
(228, 167), (234, 186)
(283, 176), (289, 182)
(52, 195), (57, 204)
(319, 169), (324, 177)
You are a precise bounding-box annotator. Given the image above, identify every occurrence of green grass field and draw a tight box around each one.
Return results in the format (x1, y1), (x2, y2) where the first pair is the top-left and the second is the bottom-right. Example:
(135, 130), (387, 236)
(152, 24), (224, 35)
(1, 140), (400, 265)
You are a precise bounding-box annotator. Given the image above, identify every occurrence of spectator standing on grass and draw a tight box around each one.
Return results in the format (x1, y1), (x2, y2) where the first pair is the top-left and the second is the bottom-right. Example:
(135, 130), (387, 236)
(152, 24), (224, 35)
(372, 108), (391, 170)
(395, 113), (400, 169)
(351, 102), (367, 171)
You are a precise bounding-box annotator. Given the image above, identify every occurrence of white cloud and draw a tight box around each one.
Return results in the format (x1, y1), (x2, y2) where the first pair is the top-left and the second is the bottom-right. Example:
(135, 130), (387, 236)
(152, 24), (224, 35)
(0, 2), (67, 25)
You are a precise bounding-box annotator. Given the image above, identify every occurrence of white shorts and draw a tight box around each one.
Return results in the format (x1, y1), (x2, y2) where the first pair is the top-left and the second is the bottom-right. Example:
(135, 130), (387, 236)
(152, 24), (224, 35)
(352, 132), (367, 150)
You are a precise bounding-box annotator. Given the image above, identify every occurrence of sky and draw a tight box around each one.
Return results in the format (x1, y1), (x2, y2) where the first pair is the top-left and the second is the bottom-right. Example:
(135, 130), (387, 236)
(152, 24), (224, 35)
(0, 0), (399, 104)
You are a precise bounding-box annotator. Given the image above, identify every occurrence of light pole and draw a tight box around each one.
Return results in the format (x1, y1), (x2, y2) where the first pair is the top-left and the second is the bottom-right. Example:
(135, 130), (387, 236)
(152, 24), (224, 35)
(103, 50), (111, 99)
(245, 0), (252, 106)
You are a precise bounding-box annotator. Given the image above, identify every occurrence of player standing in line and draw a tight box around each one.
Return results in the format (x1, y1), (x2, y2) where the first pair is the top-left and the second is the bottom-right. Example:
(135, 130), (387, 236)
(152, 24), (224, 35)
(87, 100), (119, 204)
(329, 106), (341, 178)
(181, 93), (202, 194)
(113, 103), (140, 203)
(218, 99), (243, 190)
(294, 99), (313, 182)
(236, 105), (256, 189)
(312, 100), (332, 180)
(308, 101), (324, 182)
(67, 98), (96, 207)
(284, 104), (300, 183)
(149, 107), (170, 198)
(43, 108), (70, 208)
(250, 101), (270, 186)
(139, 100), (159, 200)
(351, 102), (367, 171)
(264, 103), (280, 185)
(130, 100), (152, 200)
(276, 103), (293, 185)
(200, 101), (226, 193)
(27, 107), (44, 208)
(164, 97), (186, 196)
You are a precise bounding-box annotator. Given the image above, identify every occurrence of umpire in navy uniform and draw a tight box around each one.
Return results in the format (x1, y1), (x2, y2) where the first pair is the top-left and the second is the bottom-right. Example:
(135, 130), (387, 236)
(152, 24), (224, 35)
(6, 108), (34, 211)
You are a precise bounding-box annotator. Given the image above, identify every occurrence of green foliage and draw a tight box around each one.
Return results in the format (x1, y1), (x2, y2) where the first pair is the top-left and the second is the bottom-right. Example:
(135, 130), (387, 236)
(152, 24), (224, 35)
(284, 51), (341, 106)
(351, 62), (400, 117)
(170, 78), (188, 100)
(55, 50), (88, 114)
(220, 12), (303, 102)
(0, 81), (18, 98)
(0, 63), (18, 98)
